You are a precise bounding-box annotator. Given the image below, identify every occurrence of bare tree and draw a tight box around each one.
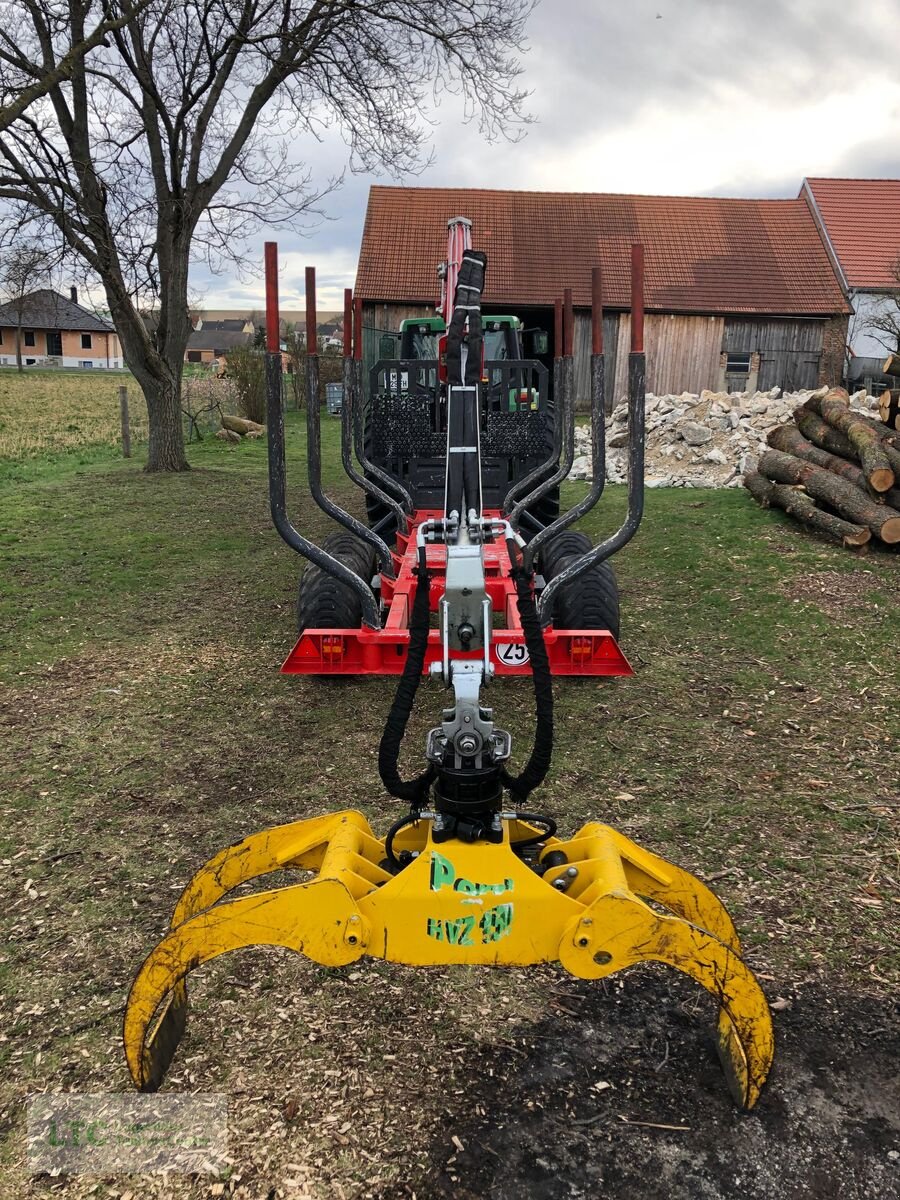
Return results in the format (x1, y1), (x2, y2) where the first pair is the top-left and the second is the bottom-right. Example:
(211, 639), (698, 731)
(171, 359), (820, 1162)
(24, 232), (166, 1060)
(0, 241), (57, 371)
(0, 1), (153, 135)
(858, 255), (900, 358)
(0, 0), (533, 470)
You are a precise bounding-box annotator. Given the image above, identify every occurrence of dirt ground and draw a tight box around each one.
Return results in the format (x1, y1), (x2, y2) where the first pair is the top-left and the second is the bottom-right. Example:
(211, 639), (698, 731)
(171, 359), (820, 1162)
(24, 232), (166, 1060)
(413, 973), (900, 1200)
(2, 437), (898, 1199)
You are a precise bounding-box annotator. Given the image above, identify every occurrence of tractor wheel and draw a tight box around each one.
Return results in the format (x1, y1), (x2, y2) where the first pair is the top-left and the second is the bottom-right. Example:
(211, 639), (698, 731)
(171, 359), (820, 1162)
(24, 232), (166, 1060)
(297, 531), (378, 633)
(540, 530), (620, 639)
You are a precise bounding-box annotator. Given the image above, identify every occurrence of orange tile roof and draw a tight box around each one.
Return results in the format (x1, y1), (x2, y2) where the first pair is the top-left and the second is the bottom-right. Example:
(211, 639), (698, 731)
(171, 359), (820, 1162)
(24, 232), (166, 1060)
(804, 178), (900, 290)
(356, 186), (848, 316)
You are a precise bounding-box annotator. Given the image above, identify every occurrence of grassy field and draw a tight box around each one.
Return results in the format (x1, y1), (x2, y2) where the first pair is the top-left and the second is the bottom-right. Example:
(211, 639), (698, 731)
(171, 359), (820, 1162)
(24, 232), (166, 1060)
(0, 398), (898, 1198)
(0, 370), (144, 463)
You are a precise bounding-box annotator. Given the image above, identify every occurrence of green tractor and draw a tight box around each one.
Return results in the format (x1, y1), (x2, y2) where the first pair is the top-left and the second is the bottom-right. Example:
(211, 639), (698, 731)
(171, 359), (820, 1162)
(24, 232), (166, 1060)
(398, 314), (542, 411)
(364, 312), (558, 541)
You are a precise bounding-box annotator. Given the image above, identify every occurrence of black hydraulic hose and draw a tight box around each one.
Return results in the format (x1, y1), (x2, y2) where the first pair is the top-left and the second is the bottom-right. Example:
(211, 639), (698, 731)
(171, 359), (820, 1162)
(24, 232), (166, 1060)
(501, 539), (554, 803)
(510, 812), (557, 849)
(378, 546), (436, 806)
(384, 813), (420, 872)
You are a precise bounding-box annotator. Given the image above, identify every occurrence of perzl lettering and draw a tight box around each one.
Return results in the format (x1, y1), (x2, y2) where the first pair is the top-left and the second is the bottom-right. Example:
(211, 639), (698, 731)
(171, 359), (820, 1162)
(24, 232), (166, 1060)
(429, 851), (514, 896)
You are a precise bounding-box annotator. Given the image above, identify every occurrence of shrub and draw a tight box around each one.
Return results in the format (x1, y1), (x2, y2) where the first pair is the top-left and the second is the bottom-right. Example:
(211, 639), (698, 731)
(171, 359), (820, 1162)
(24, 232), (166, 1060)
(181, 375), (239, 441)
(224, 344), (267, 424)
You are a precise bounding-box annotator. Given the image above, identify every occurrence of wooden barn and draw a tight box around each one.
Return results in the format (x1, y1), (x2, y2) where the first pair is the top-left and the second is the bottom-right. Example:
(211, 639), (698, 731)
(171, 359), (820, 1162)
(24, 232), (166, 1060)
(355, 186), (850, 405)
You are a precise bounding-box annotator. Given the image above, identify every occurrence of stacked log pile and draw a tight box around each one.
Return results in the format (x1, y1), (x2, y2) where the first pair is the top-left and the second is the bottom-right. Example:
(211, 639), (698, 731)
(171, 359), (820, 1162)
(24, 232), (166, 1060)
(879, 356), (900, 430)
(744, 387), (900, 549)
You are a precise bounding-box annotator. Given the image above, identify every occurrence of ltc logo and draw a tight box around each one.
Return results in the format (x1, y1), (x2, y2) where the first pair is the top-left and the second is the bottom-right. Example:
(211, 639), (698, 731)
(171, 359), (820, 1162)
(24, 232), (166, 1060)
(496, 642), (530, 667)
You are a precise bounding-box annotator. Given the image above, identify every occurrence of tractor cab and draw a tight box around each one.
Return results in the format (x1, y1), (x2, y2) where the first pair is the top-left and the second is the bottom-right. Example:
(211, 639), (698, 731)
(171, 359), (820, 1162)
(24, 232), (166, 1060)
(399, 315), (445, 360)
(399, 313), (526, 373)
(369, 315), (553, 532)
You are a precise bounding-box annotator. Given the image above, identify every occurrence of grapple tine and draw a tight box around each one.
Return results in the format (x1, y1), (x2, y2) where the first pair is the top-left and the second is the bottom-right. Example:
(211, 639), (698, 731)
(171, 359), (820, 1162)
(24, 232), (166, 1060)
(124, 878), (364, 1091)
(170, 810), (370, 928)
(597, 824), (741, 950)
(559, 893), (774, 1109)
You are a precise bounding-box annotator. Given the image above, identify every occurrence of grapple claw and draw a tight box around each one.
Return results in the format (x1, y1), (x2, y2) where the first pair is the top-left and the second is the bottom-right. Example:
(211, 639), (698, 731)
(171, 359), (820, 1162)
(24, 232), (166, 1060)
(554, 827), (774, 1109)
(124, 810), (374, 1091)
(126, 813), (773, 1106)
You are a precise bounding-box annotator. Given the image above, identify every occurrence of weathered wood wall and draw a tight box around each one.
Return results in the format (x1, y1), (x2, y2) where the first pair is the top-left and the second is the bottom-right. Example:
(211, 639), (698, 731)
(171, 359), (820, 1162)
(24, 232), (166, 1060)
(723, 318), (823, 392)
(609, 314), (725, 400)
(573, 313), (619, 410)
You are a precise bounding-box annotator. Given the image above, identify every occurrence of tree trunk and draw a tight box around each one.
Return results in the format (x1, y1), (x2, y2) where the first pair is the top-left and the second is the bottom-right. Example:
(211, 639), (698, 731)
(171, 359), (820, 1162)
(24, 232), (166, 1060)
(804, 387), (894, 492)
(103, 269), (191, 473)
(758, 449), (900, 542)
(744, 471), (871, 547)
(15, 323), (22, 372)
(143, 374), (190, 472)
(767, 424), (900, 507)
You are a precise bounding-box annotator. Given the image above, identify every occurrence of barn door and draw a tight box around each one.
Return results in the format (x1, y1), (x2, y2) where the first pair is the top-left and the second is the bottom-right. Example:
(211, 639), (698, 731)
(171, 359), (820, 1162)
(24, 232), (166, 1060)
(758, 352), (821, 392)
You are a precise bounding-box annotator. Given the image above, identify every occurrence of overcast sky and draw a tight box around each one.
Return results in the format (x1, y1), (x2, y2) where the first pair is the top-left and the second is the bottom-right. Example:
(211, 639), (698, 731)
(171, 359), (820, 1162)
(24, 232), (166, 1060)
(190, 0), (900, 313)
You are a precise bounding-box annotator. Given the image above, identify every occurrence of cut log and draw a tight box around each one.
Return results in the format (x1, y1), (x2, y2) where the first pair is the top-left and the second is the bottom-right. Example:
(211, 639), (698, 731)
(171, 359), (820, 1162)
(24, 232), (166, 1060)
(222, 414), (266, 436)
(795, 402), (900, 490)
(758, 449), (900, 542)
(804, 387), (894, 492)
(767, 424), (900, 507)
(876, 392), (900, 433)
(853, 410), (900, 444)
(845, 411), (900, 477)
(743, 471), (871, 547)
(882, 353), (900, 379)
(795, 407), (857, 458)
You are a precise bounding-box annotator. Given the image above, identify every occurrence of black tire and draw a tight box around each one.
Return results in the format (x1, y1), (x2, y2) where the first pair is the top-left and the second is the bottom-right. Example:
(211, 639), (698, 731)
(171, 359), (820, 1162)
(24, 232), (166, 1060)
(540, 530), (620, 639)
(297, 530), (378, 633)
(538, 530), (592, 578)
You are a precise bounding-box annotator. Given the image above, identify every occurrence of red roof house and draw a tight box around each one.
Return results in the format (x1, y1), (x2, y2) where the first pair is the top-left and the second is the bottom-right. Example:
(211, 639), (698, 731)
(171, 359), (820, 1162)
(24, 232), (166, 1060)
(357, 186), (849, 397)
(802, 177), (900, 291)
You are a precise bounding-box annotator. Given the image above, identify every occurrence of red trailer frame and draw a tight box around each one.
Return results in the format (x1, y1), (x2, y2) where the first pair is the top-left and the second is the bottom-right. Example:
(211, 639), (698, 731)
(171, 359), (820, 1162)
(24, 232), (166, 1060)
(282, 509), (632, 678)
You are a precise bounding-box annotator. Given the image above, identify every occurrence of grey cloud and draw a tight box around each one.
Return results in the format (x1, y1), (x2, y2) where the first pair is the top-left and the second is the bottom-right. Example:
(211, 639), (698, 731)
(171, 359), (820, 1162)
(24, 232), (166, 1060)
(192, 0), (900, 303)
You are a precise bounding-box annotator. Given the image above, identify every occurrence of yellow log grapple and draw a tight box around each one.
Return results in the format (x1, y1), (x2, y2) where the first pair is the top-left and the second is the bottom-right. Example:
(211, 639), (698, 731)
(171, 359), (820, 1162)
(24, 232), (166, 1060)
(124, 228), (774, 1109)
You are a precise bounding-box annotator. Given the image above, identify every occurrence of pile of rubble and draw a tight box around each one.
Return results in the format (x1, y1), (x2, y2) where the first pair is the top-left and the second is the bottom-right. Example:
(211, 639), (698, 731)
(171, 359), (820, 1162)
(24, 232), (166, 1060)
(570, 387), (882, 489)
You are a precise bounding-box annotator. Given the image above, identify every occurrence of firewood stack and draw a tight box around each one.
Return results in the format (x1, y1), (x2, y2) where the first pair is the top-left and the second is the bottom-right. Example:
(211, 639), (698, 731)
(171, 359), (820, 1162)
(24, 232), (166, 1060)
(879, 355), (900, 431)
(743, 386), (900, 549)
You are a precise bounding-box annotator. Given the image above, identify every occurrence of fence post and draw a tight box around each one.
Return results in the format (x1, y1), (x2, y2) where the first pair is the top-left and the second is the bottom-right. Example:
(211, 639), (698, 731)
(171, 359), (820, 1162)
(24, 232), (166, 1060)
(119, 385), (131, 458)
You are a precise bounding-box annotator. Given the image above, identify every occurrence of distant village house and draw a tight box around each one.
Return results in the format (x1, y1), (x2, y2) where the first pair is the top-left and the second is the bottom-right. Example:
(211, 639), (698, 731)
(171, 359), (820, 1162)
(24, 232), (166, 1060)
(0, 288), (122, 368)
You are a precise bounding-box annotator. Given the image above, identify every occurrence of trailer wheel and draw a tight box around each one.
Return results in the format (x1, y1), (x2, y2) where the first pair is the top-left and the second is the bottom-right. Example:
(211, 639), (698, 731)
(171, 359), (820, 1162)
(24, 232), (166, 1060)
(540, 530), (620, 639)
(297, 531), (378, 633)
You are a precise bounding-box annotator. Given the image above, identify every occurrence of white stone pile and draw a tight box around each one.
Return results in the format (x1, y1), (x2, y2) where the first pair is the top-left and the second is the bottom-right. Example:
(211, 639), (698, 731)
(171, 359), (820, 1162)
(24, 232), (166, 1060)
(569, 387), (882, 489)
